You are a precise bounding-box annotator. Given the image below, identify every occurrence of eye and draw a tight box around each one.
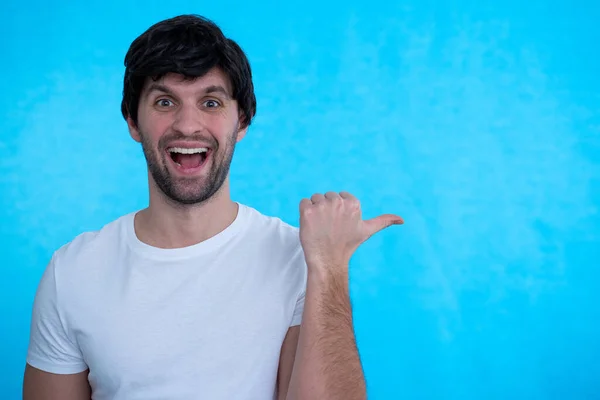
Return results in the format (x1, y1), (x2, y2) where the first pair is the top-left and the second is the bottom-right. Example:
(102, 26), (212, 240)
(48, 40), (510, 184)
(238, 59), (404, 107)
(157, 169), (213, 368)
(203, 99), (221, 108)
(155, 98), (174, 108)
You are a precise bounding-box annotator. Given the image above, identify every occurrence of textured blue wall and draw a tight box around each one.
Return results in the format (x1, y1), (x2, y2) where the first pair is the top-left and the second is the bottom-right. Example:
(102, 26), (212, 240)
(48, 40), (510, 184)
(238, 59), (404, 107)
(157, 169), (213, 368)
(2, 1), (599, 399)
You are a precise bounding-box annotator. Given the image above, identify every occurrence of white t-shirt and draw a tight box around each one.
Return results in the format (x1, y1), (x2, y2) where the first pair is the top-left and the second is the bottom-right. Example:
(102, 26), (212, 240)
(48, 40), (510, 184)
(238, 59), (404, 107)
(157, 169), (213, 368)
(27, 203), (307, 400)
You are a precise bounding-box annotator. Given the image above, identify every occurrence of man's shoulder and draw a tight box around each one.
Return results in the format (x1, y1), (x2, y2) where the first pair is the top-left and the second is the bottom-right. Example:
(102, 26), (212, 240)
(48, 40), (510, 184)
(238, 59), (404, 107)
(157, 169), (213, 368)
(241, 203), (300, 244)
(52, 212), (133, 268)
(240, 203), (307, 283)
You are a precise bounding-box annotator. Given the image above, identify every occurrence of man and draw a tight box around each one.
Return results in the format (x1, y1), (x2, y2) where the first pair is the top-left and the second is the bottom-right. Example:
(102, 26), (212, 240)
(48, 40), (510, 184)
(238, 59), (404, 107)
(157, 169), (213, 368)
(23, 14), (403, 400)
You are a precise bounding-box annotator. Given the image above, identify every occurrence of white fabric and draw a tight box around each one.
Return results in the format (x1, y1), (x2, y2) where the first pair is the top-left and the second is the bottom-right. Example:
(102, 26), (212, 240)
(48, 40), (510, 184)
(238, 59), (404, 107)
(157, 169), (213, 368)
(27, 203), (307, 400)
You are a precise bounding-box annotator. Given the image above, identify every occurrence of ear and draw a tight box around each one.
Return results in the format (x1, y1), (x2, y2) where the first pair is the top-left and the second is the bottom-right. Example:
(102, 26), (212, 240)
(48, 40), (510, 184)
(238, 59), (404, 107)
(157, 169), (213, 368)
(236, 120), (249, 143)
(127, 116), (142, 143)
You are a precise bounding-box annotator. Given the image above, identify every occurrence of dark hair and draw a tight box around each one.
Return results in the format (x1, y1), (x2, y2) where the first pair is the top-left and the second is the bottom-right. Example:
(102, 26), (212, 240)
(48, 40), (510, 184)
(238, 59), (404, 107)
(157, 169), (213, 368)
(121, 14), (256, 128)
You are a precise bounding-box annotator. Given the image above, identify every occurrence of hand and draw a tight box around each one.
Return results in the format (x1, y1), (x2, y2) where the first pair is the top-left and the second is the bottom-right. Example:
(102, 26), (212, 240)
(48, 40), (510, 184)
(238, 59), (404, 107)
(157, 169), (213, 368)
(299, 191), (403, 272)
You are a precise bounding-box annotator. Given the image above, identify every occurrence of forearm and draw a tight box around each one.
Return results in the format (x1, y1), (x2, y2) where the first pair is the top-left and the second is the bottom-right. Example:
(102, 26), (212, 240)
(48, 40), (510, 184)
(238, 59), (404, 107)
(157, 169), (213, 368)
(287, 264), (367, 400)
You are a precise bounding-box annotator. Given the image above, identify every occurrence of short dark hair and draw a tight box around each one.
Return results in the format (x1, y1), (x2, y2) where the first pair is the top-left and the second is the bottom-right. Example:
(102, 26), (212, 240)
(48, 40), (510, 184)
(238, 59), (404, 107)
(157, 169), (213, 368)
(121, 14), (256, 128)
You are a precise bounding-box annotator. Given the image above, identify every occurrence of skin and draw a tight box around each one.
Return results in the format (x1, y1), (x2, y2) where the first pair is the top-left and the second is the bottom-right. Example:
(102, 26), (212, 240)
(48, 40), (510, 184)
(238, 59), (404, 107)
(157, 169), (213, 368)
(23, 67), (403, 399)
(129, 69), (248, 249)
(287, 191), (403, 399)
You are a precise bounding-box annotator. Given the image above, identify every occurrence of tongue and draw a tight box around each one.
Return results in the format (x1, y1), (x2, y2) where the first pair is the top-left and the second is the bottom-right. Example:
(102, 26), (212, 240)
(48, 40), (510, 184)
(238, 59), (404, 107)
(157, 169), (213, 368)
(173, 153), (202, 169)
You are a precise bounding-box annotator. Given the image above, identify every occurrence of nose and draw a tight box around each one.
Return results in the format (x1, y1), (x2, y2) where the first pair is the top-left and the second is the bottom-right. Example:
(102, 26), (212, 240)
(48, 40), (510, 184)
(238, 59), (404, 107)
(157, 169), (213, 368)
(171, 104), (205, 136)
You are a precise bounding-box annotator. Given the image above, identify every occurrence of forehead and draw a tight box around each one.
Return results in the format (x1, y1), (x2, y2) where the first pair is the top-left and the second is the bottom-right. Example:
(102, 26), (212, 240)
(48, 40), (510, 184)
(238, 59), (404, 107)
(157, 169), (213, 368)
(142, 68), (233, 97)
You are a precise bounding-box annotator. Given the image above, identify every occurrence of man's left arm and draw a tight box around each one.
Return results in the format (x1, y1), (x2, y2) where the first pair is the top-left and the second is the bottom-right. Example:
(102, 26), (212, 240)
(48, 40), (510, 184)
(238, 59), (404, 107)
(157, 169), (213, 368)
(278, 191), (403, 400)
(285, 260), (366, 400)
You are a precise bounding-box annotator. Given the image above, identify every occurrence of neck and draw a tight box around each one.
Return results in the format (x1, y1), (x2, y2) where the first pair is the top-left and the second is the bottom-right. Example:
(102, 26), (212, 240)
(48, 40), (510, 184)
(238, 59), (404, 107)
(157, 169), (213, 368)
(134, 177), (239, 249)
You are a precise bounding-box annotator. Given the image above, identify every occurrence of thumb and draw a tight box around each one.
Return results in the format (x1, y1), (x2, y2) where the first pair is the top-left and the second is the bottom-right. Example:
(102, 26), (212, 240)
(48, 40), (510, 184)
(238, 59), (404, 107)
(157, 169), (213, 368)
(363, 214), (404, 238)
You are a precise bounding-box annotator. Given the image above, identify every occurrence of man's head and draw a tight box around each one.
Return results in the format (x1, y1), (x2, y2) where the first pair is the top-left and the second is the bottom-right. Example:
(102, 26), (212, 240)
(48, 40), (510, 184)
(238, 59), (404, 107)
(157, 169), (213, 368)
(121, 15), (256, 205)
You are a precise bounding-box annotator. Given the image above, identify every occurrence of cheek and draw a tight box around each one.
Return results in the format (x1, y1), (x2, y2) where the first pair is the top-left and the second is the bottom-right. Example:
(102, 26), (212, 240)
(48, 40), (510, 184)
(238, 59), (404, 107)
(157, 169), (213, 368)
(208, 118), (237, 142)
(140, 118), (170, 146)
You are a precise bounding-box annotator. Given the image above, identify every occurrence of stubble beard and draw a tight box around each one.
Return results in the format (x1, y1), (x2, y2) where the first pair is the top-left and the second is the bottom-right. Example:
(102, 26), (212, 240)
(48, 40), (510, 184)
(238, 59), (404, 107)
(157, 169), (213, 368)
(139, 127), (239, 206)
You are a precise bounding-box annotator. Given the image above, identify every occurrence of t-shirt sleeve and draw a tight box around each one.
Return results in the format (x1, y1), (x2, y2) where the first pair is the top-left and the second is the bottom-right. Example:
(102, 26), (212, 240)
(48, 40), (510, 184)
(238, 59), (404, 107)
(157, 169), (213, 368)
(26, 254), (88, 374)
(290, 285), (305, 327)
(290, 243), (307, 327)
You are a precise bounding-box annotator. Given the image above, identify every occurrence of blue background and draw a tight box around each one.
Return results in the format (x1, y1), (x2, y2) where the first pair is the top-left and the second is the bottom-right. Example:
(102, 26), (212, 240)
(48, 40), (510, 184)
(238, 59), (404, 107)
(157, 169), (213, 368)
(2, 1), (599, 399)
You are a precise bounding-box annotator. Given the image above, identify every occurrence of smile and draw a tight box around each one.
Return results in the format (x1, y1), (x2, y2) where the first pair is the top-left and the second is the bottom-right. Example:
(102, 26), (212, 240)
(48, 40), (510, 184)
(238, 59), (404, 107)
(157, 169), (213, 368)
(166, 147), (210, 173)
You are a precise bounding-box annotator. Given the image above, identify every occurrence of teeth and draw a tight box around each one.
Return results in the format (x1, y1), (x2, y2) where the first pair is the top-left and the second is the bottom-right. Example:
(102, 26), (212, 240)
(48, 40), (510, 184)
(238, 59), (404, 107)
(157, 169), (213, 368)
(168, 147), (208, 154)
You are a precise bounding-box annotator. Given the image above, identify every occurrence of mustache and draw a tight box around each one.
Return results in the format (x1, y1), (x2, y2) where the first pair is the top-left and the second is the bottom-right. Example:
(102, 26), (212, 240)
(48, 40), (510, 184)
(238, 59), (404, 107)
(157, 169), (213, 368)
(157, 133), (218, 150)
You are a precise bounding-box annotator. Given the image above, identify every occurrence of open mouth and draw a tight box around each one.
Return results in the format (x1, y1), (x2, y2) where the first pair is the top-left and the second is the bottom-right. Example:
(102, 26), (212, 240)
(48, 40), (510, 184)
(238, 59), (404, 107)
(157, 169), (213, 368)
(167, 147), (209, 170)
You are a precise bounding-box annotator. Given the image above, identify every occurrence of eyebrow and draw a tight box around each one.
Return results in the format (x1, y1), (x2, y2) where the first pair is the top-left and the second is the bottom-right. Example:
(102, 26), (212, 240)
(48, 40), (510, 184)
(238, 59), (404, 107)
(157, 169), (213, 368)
(204, 85), (232, 99)
(145, 83), (232, 99)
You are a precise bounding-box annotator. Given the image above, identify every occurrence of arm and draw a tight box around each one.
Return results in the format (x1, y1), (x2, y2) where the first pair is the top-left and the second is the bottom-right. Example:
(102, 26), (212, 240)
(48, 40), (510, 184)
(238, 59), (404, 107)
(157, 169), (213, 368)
(25, 255), (90, 399)
(286, 264), (365, 400)
(286, 191), (403, 399)
(23, 365), (91, 400)
(276, 326), (300, 400)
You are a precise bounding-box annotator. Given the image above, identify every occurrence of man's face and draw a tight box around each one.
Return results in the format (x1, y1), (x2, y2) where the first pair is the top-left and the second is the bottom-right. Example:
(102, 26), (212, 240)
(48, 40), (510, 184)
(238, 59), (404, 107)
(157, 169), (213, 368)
(127, 68), (247, 205)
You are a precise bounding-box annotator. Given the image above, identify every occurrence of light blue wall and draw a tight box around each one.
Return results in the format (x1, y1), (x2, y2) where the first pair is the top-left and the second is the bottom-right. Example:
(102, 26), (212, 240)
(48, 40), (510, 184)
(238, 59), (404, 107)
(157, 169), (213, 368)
(2, 1), (599, 398)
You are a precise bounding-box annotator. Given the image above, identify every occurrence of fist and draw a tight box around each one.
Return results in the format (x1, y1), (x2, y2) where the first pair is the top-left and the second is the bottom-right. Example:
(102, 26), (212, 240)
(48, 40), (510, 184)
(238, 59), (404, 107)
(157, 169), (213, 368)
(299, 191), (403, 270)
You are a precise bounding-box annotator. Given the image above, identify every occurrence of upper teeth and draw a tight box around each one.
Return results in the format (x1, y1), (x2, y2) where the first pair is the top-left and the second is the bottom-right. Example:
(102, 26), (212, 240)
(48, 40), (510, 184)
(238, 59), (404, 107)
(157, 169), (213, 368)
(168, 147), (208, 154)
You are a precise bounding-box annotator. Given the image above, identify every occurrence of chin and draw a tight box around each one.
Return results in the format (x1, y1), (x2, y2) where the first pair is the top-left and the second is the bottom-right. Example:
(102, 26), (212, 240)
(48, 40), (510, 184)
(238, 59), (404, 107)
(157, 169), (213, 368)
(162, 181), (223, 206)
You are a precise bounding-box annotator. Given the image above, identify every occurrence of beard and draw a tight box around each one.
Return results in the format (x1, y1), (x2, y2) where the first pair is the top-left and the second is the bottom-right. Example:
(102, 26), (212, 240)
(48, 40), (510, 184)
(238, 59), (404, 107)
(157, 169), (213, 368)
(139, 126), (239, 206)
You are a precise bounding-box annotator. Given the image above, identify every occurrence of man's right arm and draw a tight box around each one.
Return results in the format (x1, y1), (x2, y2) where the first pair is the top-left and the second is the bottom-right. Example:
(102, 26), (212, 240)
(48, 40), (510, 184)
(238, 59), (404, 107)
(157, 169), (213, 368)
(23, 365), (91, 400)
(25, 254), (90, 399)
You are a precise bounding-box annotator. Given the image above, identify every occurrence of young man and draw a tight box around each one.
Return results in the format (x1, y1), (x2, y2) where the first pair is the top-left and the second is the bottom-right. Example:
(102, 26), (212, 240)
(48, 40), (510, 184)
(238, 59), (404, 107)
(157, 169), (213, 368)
(23, 14), (403, 400)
